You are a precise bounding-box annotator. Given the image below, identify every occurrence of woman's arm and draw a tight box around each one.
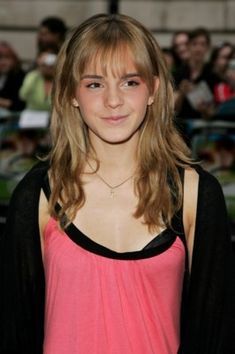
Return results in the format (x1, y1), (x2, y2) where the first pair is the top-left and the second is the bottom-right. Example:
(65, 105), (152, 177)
(38, 189), (50, 263)
(183, 167), (199, 272)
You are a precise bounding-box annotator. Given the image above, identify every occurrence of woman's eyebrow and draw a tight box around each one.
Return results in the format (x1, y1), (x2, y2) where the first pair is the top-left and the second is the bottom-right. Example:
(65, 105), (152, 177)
(80, 73), (141, 80)
(80, 74), (103, 80)
(121, 73), (141, 79)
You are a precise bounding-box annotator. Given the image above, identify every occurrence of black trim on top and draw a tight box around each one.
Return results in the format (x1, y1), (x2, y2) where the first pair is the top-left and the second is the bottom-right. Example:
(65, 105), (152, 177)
(42, 173), (187, 260)
(65, 222), (179, 260)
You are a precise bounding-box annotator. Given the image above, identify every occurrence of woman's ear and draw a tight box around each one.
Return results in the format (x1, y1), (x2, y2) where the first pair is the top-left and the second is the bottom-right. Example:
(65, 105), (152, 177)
(147, 76), (159, 106)
(147, 97), (154, 106)
(72, 98), (79, 107)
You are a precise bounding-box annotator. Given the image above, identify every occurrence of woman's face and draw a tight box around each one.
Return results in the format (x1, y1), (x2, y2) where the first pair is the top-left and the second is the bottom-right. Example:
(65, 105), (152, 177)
(215, 46), (233, 73)
(173, 33), (189, 62)
(74, 52), (157, 146)
(0, 48), (16, 73)
(189, 35), (209, 62)
(37, 52), (56, 80)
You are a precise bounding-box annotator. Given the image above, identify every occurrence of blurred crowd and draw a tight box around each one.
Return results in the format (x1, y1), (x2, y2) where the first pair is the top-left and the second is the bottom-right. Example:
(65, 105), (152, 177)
(168, 29), (235, 122)
(0, 17), (67, 115)
(0, 17), (67, 164)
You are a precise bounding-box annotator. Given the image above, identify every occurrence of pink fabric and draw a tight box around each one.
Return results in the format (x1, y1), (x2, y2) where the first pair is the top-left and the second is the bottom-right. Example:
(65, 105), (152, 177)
(43, 218), (185, 354)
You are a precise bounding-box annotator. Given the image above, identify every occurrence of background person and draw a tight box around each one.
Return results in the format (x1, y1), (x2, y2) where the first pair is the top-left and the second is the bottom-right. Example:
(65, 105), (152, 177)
(174, 28), (219, 120)
(210, 42), (234, 81)
(210, 42), (235, 104)
(37, 16), (67, 54)
(216, 58), (235, 117)
(20, 48), (57, 111)
(171, 30), (190, 73)
(0, 41), (25, 112)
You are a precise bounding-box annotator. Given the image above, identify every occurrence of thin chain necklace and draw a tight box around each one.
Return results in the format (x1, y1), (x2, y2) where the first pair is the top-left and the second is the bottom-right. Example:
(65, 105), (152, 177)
(87, 161), (135, 198)
(96, 172), (134, 198)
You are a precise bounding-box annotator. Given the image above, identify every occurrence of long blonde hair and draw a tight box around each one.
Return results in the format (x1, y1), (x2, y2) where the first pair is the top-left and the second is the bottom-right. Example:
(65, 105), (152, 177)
(48, 13), (192, 230)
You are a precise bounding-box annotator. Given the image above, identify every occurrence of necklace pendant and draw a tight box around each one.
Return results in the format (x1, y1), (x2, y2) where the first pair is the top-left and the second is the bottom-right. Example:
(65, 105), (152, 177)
(110, 189), (115, 198)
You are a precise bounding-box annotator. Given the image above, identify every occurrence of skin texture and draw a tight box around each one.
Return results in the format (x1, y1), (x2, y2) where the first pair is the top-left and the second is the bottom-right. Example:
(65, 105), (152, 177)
(73, 56), (156, 145)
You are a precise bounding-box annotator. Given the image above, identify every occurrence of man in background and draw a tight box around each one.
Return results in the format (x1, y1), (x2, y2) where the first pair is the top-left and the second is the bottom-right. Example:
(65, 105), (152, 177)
(37, 16), (67, 53)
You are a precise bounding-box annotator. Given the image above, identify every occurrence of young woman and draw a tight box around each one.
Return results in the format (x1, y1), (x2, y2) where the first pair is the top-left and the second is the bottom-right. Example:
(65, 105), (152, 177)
(1, 14), (234, 354)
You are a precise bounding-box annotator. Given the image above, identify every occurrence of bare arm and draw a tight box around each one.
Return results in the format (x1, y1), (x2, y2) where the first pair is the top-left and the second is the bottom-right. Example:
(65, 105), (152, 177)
(183, 168), (199, 272)
(38, 189), (50, 262)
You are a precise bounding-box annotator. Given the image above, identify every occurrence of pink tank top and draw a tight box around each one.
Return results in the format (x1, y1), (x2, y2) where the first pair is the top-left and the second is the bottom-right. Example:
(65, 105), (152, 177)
(43, 217), (186, 354)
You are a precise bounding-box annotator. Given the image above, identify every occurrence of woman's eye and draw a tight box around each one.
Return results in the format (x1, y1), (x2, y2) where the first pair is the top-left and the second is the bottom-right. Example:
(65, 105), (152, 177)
(86, 82), (102, 89)
(124, 80), (140, 87)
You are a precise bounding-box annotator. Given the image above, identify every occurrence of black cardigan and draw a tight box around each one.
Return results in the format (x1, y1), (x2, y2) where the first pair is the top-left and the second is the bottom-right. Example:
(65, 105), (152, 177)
(0, 162), (235, 354)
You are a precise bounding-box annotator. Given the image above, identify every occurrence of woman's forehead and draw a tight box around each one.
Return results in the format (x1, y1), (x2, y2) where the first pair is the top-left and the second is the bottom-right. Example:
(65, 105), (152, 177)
(85, 58), (137, 75)
(81, 47), (140, 77)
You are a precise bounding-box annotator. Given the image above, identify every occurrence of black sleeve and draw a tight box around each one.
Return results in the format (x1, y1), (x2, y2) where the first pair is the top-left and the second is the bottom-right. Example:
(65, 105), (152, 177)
(1, 70), (26, 111)
(179, 167), (235, 354)
(0, 162), (47, 354)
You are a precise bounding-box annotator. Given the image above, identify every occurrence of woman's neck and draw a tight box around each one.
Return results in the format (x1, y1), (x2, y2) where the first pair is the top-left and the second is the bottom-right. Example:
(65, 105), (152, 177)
(87, 137), (138, 179)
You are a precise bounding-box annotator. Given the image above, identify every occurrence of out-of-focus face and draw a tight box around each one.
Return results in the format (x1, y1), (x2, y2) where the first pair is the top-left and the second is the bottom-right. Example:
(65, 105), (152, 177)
(173, 33), (189, 62)
(0, 47), (17, 74)
(189, 35), (210, 63)
(37, 26), (60, 51)
(37, 52), (57, 80)
(215, 46), (233, 73)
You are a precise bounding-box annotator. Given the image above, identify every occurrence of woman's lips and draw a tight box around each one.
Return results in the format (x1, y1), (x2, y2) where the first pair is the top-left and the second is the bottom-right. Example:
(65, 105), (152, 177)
(102, 115), (128, 124)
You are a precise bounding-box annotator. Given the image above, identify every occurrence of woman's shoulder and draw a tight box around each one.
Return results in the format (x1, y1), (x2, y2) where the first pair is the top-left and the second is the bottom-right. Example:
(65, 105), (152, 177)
(185, 164), (223, 190)
(3, 161), (50, 246)
(11, 160), (49, 204)
(185, 164), (226, 212)
(183, 164), (226, 215)
(194, 164), (224, 193)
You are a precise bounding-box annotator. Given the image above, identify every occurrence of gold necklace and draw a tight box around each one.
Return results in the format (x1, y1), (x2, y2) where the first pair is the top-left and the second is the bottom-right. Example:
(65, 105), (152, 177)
(95, 172), (134, 198)
(86, 161), (135, 198)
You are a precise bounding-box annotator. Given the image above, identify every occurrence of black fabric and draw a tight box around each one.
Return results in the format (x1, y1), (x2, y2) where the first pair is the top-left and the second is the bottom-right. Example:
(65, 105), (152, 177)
(178, 166), (235, 353)
(0, 161), (235, 353)
(64, 223), (179, 260)
(0, 69), (26, 111)
(0, 162), (47, 354)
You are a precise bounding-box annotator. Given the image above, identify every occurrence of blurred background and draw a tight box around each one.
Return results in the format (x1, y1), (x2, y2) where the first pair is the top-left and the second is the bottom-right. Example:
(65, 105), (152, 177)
(0, 0), (234, 64)
(0, 0), (235, 246)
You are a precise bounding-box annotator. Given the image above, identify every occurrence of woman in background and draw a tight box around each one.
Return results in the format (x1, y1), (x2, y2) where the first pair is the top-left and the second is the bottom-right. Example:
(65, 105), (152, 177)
(209, 43), (235, 105)
(171, 30), (190, 73)
(20, 49), (57, 112)
(0, 41), (25, 112)
(1, 14), (234, 354)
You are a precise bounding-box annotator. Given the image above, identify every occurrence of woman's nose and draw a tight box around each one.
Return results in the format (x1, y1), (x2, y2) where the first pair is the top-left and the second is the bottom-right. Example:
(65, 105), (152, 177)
(104, 86), (123, 108)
